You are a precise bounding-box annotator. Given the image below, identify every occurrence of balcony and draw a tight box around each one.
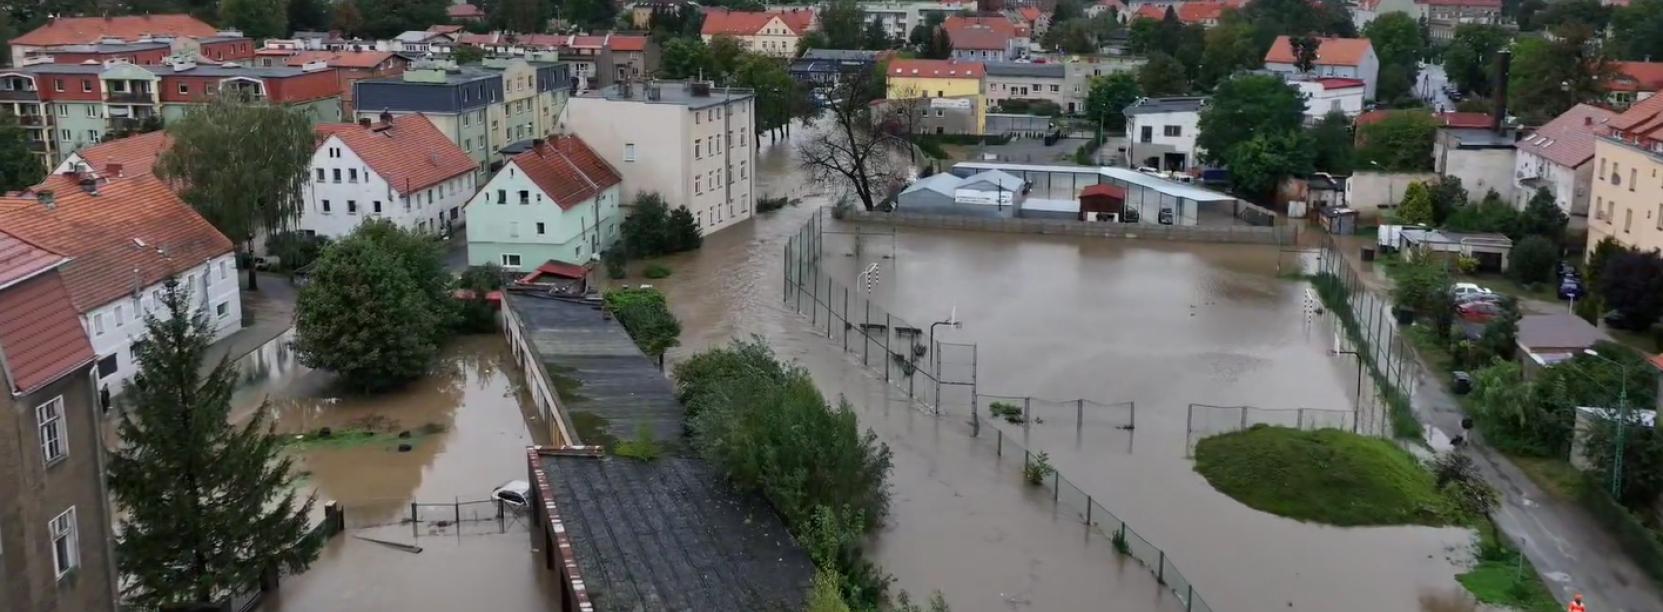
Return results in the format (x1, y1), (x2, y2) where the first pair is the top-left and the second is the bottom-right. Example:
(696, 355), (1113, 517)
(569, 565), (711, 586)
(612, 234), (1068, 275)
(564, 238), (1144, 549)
(16, 115), (47, 127)
(107, 91), (155, 104)
(0, 88), (39, 101)
(26, 140), (46, 152)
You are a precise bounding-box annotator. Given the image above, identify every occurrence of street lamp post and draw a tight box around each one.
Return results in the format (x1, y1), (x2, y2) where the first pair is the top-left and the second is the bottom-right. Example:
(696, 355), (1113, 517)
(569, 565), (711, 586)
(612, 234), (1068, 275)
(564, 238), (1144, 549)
(1583, 349), (1634, 497)
(929, 310), (962, 414)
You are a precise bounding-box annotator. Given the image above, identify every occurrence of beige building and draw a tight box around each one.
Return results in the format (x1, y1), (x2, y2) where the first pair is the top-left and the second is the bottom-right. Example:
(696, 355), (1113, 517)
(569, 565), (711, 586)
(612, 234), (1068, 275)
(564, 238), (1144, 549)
(566, 81), (757, 236)
(700, 8), (816, 58)
(1588, 96), (1663, 252)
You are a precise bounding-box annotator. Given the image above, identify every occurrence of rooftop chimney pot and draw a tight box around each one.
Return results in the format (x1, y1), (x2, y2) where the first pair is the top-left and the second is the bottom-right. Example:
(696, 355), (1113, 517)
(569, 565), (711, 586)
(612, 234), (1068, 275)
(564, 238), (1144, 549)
(358, 117), (372, 128)
(106, 163), (123, 177)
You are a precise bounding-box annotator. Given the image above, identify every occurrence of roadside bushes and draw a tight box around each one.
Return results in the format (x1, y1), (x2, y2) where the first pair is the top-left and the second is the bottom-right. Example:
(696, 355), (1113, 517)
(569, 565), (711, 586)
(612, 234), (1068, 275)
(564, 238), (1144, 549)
(673, 337), (943, 611)
(603, 287), (682, 366)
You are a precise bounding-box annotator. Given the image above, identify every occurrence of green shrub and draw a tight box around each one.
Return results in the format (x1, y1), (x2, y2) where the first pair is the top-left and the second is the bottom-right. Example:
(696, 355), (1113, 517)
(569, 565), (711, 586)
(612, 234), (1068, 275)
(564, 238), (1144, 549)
(1580, 473), (1663, 589)
(643, 262), (673, 279)
(612, 422), (663, 461)
(265, 231), (332, 271)
(757, 196), (792, 213)
(604, 249), (627, 280)
(988, 401), (1024, 423)
(1023, 452), (1053, 486)
(603, 287), (681, 362)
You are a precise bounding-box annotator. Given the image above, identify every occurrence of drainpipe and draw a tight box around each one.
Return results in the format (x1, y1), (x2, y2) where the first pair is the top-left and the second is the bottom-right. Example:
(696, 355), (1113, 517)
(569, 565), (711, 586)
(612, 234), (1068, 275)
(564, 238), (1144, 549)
(85, 363), (121, 612)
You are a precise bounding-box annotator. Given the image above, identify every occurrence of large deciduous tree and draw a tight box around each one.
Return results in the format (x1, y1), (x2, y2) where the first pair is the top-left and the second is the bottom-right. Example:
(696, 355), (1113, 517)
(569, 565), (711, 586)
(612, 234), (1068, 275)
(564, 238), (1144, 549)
(1355, 110), (1437, 171)
(1441, 24), (1508, 97)
(1085, 72), (1141, 132)
(1598, 249), (1663, 330)
(1307, 111), (1357, 175)
(0, 115), (44, 192)
(1226, 131), (1315, 201)
(819, 0), (866, 49)
(110, 279), (320, 608)
(1508, 26), (1616, 124)
(220, 0), (290, 40)
(1195, 73), (1306, 166)
(797, 65), (907, 211)
(489, 0), (548, 33)
(1611, 0), (1663, 62)
(155, 93), (315, 291)
(1136, 52), (1189, 97)
(1197, 21), (1262, 89)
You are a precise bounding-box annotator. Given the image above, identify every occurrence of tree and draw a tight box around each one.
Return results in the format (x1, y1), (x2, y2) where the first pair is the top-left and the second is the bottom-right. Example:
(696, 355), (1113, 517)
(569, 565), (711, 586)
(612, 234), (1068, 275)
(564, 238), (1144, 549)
(707, 35), (748, 81)
(604, 287), (683, 366)
(1049, 19), (1098, 54)
(1532, 0), (1612, 32)
(798, 65), (907, 211)
(453, 43), (487, 64)
(489, 0), (547, 33)
(1391, 256), (1452, 316)
(1443, 194), (1521, 236)
(287, 0), (329, 32)
(922, 26), (954, 59)
(659, 37), (714, 79)
(1195, 73), (1306, 166)
(621, 192), (701, 256)
(1598, 249), (1663, 330)
(0, 115), (44, 192)
(909, 12), (945, 47)
(1197, 21), (1262, 89)
(1518, 187), (1569, 241)
(862, 17), (892, 50)
(1052, 0), (1084, 23)
(1289, 35), (1321, 73)
(817, 0), (865, 49)
(668, 206), (703, 252)
(1085, 72), (1141, 132)
(1611, 0), (1663, 62)
(1355, 110), (1436, 171)
(1126, 17), (1161, 55)
(1396, 181), (1435, 225)
(1441, 24), (1508, 96)
(1375, 62), (1417, 104)
(1136, 52), (1189, 97)
(155, 93), (314, 291)
(1307, 111), (1356, 175)
(350, 0), (447, 39)
(220, 0), (289, 40)
(109, 279), (320, 608)
(736, 51), (799, 139)
(562, 0), (619, 30)
(293, 226), (444, 390)
(1508, 26), (1616, 124)
(1364, 12), (1426, 70)
(329, 0), (365, 36)
(1509, 235), (1559, 284)
(1227, 130), (1315, 201)
(1428, 175), (1469, 224)
(1587, 235), (1628, 290)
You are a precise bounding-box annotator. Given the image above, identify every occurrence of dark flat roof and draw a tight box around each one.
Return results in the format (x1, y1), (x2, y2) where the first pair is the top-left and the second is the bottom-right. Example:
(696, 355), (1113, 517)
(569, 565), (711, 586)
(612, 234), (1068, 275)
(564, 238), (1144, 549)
(531, 447), (814, 612)
(505, 293), (685, 445)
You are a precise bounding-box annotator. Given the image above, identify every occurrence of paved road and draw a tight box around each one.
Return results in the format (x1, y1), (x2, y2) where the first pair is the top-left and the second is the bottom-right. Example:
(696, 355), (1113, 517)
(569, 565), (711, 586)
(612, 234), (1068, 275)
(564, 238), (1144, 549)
(1420, 63), (1456, 112)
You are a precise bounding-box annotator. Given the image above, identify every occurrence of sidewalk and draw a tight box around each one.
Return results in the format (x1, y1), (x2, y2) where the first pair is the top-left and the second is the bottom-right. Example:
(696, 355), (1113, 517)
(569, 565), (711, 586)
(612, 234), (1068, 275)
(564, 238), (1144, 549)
(203, 272), (297, 370)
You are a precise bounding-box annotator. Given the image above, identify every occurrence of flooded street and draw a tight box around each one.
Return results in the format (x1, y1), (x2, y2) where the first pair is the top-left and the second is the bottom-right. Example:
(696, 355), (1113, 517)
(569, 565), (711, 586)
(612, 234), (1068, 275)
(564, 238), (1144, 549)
(638, 131), (1482, 612)
(216, 334), (561, 611)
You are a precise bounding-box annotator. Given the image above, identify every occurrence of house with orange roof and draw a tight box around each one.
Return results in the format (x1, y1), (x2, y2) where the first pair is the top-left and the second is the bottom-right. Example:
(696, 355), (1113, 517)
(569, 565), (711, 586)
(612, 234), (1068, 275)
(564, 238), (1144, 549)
(435, 32), (657, 89)
(1513, 104), (1615, 215)
(254, 49), (411, 116)
(700, 7), (818, 57)
(0, 227), (120, 612)
(304, 113), (480, 238)
(1607, 62), (1663, 109)
(886, 59), (988, 132)
(464, 135), (625, 270)
(0, 169), (240, 398)
(1587, 95), (1663, 253)
(1263, 36), (1380, 99)
(51, 130), (172, 180)
(448, 3), (486, 21)
(7, 14), (256, 66)
(1013, 6), (1051, 36)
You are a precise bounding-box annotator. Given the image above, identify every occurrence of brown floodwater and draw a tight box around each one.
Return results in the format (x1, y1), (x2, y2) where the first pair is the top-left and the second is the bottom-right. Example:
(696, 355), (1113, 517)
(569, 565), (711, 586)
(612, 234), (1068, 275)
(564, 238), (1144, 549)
(633, 133), (1484, 612)
(215, 333), (562, 611)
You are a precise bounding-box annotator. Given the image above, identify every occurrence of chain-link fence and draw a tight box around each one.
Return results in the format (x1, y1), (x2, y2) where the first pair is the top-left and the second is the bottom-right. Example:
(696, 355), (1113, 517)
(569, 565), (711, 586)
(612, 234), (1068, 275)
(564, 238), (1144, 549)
(1184, 404), (1375, 456)
(981, 423), (1212, 612)
(1314, 234), (1423, 440)
(783, 206), (1210, 612)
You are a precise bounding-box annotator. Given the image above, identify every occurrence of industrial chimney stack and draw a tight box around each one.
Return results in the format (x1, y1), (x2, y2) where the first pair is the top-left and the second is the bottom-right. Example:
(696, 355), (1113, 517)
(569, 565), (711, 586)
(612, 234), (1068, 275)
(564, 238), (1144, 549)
(1492, 49), (1511, 135)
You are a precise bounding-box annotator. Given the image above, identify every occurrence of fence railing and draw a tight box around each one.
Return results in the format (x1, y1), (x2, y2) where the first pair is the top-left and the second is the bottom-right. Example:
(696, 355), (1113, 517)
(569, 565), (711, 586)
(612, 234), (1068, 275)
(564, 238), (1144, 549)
(218, 502), (347, 612)
(1184, 403), (1378, 456)
(783, 206), (1211, 612)
(978, 394), (1136, 431)
(1314, 233), (1422, 439)
(841, 209), (1294, 245)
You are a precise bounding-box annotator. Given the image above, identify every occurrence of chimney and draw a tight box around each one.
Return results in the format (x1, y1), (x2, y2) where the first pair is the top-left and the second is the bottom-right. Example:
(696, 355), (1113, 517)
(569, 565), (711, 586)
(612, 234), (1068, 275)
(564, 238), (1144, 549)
(1585, 116), (1593, 126)
(106, 163), (123, 177)
(532, 138), (547, 156)
(1491, 49), (1510, 135)
(38, 189), (55, 210)
(379, 109), (394, 124)
(358, 117), (372, 128)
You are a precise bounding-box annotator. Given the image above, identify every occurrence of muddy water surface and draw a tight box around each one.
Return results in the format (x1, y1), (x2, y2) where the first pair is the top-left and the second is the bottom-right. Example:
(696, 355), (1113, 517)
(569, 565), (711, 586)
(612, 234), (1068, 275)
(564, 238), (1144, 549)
(635, 133), (1483, 612)
(218, 334), (560, 611)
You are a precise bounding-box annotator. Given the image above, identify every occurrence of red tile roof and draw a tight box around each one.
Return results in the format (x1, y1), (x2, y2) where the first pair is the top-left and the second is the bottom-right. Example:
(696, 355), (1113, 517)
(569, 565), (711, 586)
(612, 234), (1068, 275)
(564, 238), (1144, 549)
(701, 8), (815, 37)
(1080, 183), (1126, 199)
(1416, 0), (1501, 6)
(1017, 6), (1043, 22)
(0, 255), (96, 394)
(505, 136), (623, 210)
(1609, 62), (1663, 93)
(1265, 36), (1374, 67)
(1355, 109), (1492, 128)
(1176, 1), (1240, 22)
(315, 114), (476, 195)
(888, 58), (987, 78)
(454, 32), (649, 53)
(947, 26), (1012, 51)
(13, 14), (219, 47)
(65, 130), (172, 180)
(944, 15), (1018, 37)
(0, 173), (234, 314)
(0, 228), (68, 289)
(447, 4), (485, 18)
(1517, 104), (1616, 169)
(429, 25), (466, 34)
(284, 50), (398, 69)
(1133, 5), (1169, 19)
(1314, 77), (1366, 90)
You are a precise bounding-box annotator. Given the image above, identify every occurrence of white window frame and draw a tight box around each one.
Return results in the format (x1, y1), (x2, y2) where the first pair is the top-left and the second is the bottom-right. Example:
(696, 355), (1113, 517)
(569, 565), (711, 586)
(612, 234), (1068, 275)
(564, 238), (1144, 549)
(37, 396), (66, 464)
(623, 143), (636, 162)
(500, 253), (522, 268)
(50, 507), (78, 578)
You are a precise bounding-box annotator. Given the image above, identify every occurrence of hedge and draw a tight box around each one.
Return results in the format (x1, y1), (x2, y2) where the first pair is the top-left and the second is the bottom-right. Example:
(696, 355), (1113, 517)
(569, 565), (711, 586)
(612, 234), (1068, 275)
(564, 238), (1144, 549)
(1579, 473), (1663, 589)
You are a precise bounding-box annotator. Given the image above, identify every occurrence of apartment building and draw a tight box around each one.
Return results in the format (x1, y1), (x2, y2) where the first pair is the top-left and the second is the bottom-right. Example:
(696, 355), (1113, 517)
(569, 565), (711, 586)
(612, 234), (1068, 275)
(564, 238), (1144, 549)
(353, 57), (572, 181)
(566, 81), (757, 236)
(0, 230), (119, 612)
(943, 16), (1030, 55)
(441, 33), (656, 90)
(8, 56), (343, 167)
(1416, 0), (1505, 42)
(8, 14), (249, 65)
(252, 48), (411, 116)
(700, 7), (817, 57)
(1607, 62), (1663, 109)
(0, 169), (239, 400)
(1263, 36), (1381, 100)
(1514, 104), (1613, 215)
(886, 59), (988, 133)
(1587, 95), (1663, 252)
(1124, 96), (1208, 171)
(985, 62), (1067, 109)
(304, 113), (479, 238)
(465, 136), (625, 270)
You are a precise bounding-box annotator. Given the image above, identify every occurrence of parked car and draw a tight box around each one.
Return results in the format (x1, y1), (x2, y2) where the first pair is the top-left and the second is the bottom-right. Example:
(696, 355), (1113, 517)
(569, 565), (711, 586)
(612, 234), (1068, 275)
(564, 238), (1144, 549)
(492, 480), (532, 509)
(1452, 283), (1492, 299)
(1557, 260), (1580, 279)
(1158, 208), (1174, 225)
(1457, 300), (1504, 323)
(1558, 278), (1585, 300)
(1603, 310), (1642, 330)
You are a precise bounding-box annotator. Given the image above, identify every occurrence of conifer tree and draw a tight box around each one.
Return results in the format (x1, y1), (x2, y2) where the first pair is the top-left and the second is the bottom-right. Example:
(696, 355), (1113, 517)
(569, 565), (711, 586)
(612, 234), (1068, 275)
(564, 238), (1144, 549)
(108, 279), (320, 608)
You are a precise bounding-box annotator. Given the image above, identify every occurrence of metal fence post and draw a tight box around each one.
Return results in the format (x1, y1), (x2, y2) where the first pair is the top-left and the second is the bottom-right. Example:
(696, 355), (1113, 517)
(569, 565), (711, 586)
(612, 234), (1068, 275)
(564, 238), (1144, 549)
(842, 286), (850, 350)
(454, 500), (461, 526)
(1129, 401), (1136, 431)
(1086, 495), (1093, 526)
(1053, 471), (1060, 501)
(1186, 585), (1194, 612)
(1298, 408), (1304, 430)
(884, 314), (893, 382)
(863, 300), (871, 366)
(410, 502), (418, 524)
(1239, 406), (1248, 429)
(1024, 397), (1032, 430)
(1158, 550), (1167, 584)
(1077, 399), (1084, 431)
(997, 431), (1002, 456)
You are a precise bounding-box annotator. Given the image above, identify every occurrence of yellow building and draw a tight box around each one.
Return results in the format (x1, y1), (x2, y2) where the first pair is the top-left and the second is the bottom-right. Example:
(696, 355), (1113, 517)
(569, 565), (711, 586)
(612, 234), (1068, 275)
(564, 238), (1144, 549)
(1588, 95), (1663, 253)
(885, 59), (987, 134)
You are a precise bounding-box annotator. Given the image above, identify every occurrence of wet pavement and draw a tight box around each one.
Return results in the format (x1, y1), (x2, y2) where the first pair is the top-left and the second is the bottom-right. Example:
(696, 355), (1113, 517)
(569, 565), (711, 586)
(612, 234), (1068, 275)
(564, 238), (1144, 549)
(629, 134), (1487, 612)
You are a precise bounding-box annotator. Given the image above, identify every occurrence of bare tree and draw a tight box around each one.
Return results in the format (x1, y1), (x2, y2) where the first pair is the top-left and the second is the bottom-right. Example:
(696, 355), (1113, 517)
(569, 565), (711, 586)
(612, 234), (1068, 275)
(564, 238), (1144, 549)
(797, 65), (911, 211)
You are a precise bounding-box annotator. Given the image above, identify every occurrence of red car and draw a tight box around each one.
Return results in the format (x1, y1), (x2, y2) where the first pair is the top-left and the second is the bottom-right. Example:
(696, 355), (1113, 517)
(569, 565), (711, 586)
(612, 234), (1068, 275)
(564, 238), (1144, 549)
(1457, 300), (1503, 323)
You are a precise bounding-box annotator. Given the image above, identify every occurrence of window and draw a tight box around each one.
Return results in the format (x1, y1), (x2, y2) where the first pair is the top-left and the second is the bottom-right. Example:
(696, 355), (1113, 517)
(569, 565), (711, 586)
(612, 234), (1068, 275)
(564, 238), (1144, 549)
(935, 109), (943, 117)
(536, 222), (546, 234)
(695, 140), (701, 158)
(500, 254), (522, 267)
(37, 396), (66, 464)
(695, 176), (702, 194)
(1164, 126), (1182, 137)
(518, 190), (530, 205)
(97, 355), (117, 379)
(1140, 126), (1153, 143)
(115, 304), (125, 326)
(50, 507), (78, 578)
(624, 143), (636, 162)
(86, 130), (99, 142)
(315, 168), (325, 181)
(216, 302), (229, 318)
(81, 79), (92, 92)
(93, 313), (106, 336)
(496, 189), (506, 204)
(347, 200), (358, 214)
(321, 200), (332, 213)
(373, 200), (382, 214)
(54, 79), (63, 92)
(464, 138), (472, 151)
(349, 169), (358, 182)
(740, 161), (747, 179)
(1631, 168), (1637, 192)
(332, 169), (341, 183)
(219, 261), (228, 280)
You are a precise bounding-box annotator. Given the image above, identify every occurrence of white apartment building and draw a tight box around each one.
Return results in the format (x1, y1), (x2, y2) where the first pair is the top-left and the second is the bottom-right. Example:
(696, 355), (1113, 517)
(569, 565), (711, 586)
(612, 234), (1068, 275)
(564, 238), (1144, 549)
(1289, 77), (1367, 122)
(1513, 104), (1615, 215)
(851, 0), (976, 39)
(302, 113), (480, 238)
(1123, 96), (1207, 172)
(566, 80), (757, 236)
